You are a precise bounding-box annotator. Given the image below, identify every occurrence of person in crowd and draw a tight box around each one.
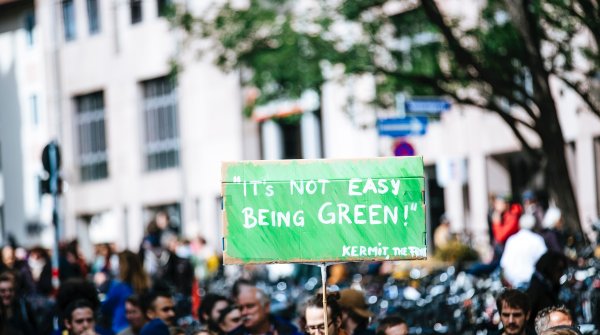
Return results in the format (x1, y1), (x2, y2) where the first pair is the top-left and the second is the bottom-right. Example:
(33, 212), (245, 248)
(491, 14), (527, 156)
(139, 290), (176, 335)
(140, 218), (164, 277)
(434, 214), (452, 250)
(521, 190), (545, 231)
(92, 243), (119, 293)
(231, 279), (255, 300)
(534, 306), (574, 334)
(102, 250), (151, 334)
(20, 246), (53, 331)
(141, 235), (193, 321)
(140, 320), (169, 335)
(500, 214), (547, 288)
(496, 289), (531, 335)
(375, 315), (408, 335)
(327, 264), (349, 286)
(527, 251), (568, 329)
(190, 236), (217, 282)
(51, 278), (110, 335)
(198, 294), (229, 333)
(539, 326), (581, 335)
(217, 305), (242, 335)
(304, 292), (345, 335)
(24, 246), (52, 296)
(540, 208), (565, 253)
(0, 244), (30, 295)
(338, 289), (374, 335)
(118, 296), (147, 335)
(160, 236), (194, 311)
(59, 240), (88, 281)
(0, 271), (36, 335)
(193, 330), (213, 335)
(139, 212), (176, 278)
(491, 195), (523, 258)
(230, 283), (301, 335)
(64, 299), (99, 335)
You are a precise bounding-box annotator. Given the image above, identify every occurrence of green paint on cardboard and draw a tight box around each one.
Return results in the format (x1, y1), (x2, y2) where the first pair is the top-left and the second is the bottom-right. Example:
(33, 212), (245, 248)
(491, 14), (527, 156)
(221, 157), (426, 264)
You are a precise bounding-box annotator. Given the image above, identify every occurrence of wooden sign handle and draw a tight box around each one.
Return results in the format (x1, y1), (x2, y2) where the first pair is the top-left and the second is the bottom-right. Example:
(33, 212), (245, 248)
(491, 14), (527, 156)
(320, 263), (329, 335)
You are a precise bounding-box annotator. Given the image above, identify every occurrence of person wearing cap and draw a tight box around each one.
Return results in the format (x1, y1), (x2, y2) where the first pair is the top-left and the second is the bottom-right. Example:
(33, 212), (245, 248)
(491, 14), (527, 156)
(337, 289), (374, 335)
(500, 214), (547, 289)
(540, 207), (565, 253)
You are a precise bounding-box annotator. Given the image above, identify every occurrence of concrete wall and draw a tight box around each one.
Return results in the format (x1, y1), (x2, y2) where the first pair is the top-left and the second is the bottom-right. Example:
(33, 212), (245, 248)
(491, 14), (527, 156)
(55, 0), (244, 251)
(0, 2), (52, 246)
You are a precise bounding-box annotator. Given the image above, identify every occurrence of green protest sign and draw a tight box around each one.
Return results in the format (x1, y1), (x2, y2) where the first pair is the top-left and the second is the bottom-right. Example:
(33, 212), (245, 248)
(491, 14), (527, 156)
(221, 157), (426, 264)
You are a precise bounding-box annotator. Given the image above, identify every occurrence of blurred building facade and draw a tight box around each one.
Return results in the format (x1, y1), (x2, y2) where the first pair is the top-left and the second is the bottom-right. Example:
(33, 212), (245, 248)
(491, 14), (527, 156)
(0, 0), (599, 258)
(0, 0), (246, 253)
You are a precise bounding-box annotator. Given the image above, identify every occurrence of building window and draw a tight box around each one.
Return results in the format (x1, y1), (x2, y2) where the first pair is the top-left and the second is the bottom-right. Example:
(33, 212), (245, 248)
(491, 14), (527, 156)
(157, 0), (172, 17)
(24, 11), (35, 46)
(75, 92), (108, 181)
(130, 0), (142, 24)
(62, 0), (76, 41)
(87, 0), (100, 34)
(280, 121), (302, 159)
(260, 118), (303, 160)
(30, 95), (39, 126)
(142, 76), (179, 171)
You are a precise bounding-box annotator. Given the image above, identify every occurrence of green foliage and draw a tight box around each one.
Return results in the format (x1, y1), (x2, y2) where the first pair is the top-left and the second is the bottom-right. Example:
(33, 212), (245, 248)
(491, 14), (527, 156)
(433, 240), (480, 264)
(171, 0), (598, 237)
(171, 0), (599, 117)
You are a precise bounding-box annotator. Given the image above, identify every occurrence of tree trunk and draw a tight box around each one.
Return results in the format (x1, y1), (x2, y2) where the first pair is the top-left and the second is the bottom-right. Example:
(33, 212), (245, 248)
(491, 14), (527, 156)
(537, 104), (585, 244)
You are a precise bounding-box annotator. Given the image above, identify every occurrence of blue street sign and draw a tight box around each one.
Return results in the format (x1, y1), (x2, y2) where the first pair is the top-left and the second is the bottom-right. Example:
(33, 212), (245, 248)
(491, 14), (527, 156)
(405, 99), (451, 114)
(377, 116), (428, 137)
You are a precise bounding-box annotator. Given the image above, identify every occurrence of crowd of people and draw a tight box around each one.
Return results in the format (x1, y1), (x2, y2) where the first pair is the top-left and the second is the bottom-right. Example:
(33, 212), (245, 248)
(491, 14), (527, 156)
(0, 190), (593, 335)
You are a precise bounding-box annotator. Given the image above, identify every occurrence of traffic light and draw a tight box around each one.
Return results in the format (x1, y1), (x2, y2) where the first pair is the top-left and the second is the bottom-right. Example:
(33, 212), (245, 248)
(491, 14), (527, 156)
(40, 141), (62, 195)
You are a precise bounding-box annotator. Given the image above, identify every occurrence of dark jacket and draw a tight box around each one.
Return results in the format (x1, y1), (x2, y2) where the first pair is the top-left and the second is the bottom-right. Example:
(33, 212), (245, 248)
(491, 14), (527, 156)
(7, 298), (37, 335)
(526, 271), (560, 329)
(140, 319), (170, 335)
(353, 326), (375, 335)
(228, 315), (302, 335)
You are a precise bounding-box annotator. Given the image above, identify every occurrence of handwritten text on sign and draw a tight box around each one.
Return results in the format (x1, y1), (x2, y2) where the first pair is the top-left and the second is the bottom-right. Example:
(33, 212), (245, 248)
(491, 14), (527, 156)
(221, 157), (426, 264)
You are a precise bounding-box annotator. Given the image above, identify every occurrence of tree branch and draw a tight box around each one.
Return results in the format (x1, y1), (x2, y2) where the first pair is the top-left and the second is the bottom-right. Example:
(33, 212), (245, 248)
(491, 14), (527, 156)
(556, 75), (600, 118)
(419, 0), (537, 108)
(376, 63), (540, 124)
(573, 0), (600, 46)
(443, 90), (541, 159)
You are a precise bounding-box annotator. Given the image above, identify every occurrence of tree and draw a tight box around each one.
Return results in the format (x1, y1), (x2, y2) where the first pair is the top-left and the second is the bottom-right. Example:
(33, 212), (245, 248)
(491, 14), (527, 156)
(172, 0), (599, 239)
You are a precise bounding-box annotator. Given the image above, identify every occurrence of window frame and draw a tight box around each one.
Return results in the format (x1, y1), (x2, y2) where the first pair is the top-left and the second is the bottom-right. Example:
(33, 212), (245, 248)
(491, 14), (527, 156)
(62, 0), (76, 41)
(74, 91), (109, 182)
(141, 76), (180, 171)
(86, 0), (101, 35)
(130, 0), (143, 24)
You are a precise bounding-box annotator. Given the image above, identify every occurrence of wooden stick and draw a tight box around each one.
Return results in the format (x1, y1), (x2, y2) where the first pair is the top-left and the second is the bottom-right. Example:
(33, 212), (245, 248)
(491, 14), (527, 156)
(320, 263), (329, 335)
